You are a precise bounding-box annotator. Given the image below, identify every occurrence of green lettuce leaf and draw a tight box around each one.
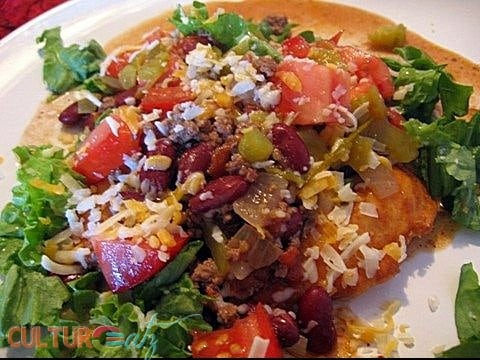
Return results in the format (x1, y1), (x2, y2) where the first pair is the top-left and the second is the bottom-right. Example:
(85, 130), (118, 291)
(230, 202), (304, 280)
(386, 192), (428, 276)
(134, 240), (203, 309)
(440, 263), (480, 357)
(88, 278), (211, 358)
(36, 27), (106, 94)
(170, 0), (209, 36)
(255, 18), (295, 43)
(385, 46), (473, 122)
(170, 1), (282, 60)
(155, 274), (211, 316)
(0, 145), (83, 267)
(0, 237), (22, 275)
(453, 263), (480, 342)
(405, 113), (480, 230)
(0, 264), (70, 346)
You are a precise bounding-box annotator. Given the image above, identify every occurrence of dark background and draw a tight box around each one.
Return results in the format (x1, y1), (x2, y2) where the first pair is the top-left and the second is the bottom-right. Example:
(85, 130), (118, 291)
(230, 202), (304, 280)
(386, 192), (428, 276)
(0, 0), (67, 38)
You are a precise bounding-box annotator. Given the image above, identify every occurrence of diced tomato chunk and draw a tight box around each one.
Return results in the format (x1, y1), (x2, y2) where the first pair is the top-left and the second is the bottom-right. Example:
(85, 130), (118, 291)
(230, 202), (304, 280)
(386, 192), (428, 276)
(143, 28), (169, 43)
(92, 233), (187, 293)
(387, 107), (405, 129)
(282, 35), (310, 58)
(338, 45), (395, 100)
(105, 52), (131, 78)
(72, 115), (141, 184)
(192, 304), (283, 358)
(140, 86), (195, 113)
(274, 59), (351, 125)
(350, 79), (387, 122)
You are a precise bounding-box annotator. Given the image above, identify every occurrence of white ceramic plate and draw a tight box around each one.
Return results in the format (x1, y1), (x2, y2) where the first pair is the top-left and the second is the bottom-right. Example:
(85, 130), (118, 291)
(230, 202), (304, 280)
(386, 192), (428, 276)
(0, 0), (479, 358)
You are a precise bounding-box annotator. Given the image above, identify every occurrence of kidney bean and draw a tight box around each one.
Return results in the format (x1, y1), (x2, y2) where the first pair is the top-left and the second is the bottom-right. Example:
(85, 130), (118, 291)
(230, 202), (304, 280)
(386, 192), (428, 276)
(147, 137), (177, 159)
(178, 143), (213, 183)
(189, 175), (248, 213)
(304, 321), (336, 354)
(139, 169), (172, 192)
(297, 286), (336, 354)
(59, 101), (93, 126)
(120, 190), (145, 201)
(271, 123), (310, 173)
(114, 87), (138, 107)
(271, 312), (300, 347)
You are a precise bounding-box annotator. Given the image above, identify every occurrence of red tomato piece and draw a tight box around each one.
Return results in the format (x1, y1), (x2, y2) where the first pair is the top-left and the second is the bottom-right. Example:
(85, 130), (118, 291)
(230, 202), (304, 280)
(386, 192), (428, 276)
(350, 78), (387, 122)
(282, 35), (310, 58)
(387, 107), (405, 129)
(191, 304), (283, 358)
(143, 28), (169, 43)
(338, 45), (395, 100)
(140, 86), (195, 113)
(73, 116), (141, 184)
(274, 59), (351, 125)
(105, 51), (131, 78)
(328, 30), (344, 45)
(92, 234), (187, 293)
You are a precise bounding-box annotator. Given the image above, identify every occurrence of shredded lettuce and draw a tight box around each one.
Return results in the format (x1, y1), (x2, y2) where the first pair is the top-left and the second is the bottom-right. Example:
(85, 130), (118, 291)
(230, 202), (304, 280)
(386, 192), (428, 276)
(392, 46), (480, 230)
(29, 243), (209, 358)
(170, 1), (282, 60)
(0, 264), (71, 346)
(0, 145), (83, 267)
(439, 263), (480, 357)
(0, 237), (22, 275)
(36, 27), (106, 95)
(35, 273), (211, 358)
(405, 113), (480, 230)
(134, 240), (204, 309)
(384, 46), (473, 122)
(89, 289), (210, 358)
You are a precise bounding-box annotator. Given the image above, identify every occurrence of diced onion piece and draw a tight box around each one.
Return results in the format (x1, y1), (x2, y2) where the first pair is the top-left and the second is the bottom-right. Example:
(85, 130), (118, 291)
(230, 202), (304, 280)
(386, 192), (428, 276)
(233, 173), (288, 236)
(230, 224), (282, 280)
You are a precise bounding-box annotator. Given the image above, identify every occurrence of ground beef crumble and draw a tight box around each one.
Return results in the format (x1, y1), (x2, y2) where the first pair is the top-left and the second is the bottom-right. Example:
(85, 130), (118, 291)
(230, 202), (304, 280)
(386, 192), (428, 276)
(244, 52), (278, 78)
(225, 153), (258, 182)
(263, 15), (289, 35)
(192, 258), (223, 287)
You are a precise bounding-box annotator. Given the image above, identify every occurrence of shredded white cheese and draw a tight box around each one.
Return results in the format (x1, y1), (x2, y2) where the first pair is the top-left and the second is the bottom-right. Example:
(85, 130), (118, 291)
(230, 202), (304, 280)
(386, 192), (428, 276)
(359, 202), (379, 218)
(320, 244), (348, 273)
(272, 287), (296, 303)
(428, 295), (440, 313)
(105, 116), (120, 137)
(247, 336), (270, 358)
